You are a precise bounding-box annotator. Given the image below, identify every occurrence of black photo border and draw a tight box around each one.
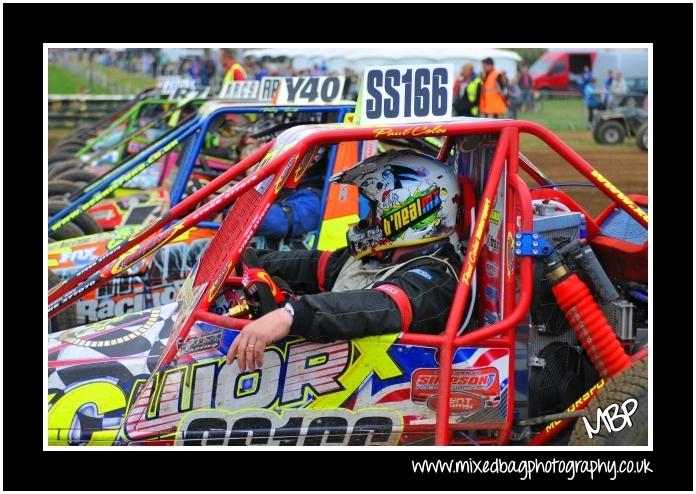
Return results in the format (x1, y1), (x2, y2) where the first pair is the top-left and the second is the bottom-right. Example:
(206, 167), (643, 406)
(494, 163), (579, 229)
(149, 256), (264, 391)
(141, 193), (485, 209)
(2, 2), (691, 491)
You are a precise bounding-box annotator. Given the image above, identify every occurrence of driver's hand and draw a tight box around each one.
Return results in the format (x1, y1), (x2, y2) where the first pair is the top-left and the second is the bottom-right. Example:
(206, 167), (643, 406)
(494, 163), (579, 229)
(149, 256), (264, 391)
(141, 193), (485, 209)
(226, 308), (292, 371)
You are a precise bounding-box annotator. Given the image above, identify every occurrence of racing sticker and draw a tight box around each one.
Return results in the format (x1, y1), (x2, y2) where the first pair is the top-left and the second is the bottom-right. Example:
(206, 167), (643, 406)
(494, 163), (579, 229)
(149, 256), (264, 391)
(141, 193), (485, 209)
(381, 186), (442, 236)
(121, 335), (401, 440)
(175, 408), (402, 446)
(59, 307), (161, 348)
(49, 321), (510, 444)
(358, 64), (454, 125)
(478, 166), (507, 325)
(411, 367), (501, 417)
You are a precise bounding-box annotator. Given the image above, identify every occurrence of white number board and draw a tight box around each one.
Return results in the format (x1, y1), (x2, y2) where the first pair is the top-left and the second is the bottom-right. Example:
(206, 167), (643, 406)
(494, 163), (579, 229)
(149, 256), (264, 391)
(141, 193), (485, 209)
(219, 80), (262, 99)
(219, 77), (345, 105)
(271, 76), (345, 105)
(170, 86), (210, 100)
(358, 64), (454, 125)
(157, 76), (194, 95)
(157, 76), (209, 100)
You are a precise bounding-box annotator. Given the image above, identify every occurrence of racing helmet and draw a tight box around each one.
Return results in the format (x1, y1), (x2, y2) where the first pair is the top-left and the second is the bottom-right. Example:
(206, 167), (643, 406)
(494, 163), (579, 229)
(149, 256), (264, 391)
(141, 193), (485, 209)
(331, 149), (461, 260)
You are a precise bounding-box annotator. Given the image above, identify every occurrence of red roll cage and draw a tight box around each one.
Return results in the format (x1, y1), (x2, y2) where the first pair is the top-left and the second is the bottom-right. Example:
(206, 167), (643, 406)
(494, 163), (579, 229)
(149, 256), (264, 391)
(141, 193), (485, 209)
(48, 117), (648, 445)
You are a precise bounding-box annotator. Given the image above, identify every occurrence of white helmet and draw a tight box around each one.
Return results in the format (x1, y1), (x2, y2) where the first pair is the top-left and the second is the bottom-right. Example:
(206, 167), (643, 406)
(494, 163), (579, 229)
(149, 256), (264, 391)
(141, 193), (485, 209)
(331, 149), (461, 260)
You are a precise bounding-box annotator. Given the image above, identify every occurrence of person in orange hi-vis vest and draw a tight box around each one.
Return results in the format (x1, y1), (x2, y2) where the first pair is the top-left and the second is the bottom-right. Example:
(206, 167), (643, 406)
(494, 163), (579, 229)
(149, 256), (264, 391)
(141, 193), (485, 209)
(479, 57), (508, 118)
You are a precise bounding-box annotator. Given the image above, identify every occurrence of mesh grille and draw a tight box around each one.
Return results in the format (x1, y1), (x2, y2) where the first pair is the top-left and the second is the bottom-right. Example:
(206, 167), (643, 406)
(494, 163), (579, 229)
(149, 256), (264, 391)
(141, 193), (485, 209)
(194, 188), (261, 286)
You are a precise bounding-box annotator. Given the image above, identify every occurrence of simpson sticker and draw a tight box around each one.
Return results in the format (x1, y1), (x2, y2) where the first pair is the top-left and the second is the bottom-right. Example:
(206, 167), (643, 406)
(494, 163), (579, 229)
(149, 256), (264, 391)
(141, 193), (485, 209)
(411, 366), (501, 416)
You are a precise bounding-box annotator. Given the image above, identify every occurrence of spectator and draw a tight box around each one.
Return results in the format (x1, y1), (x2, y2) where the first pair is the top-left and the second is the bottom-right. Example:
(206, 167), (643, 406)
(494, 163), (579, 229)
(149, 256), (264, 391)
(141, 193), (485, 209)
(603, 69), (613, 106)
(178, 59), (190, 77)
(188, 58), (201, 82)
(254, 62), (269, 81)
(343, 67), (359, 100)
(581, 65), (592, 89)
(159, 52), (169, 75)
(608, 71), (628, 109)
(152, 55), (159, 79)
(454, 63), (482, 117)
(519, 65), (534, 111)
(200, 56), (216, 86)
(219, 48), (248, 85)
(141, 52), (152, 77)
(479, 57), (508, 118)
(583, 78), (605, 128)
(507, 77), (522, 119)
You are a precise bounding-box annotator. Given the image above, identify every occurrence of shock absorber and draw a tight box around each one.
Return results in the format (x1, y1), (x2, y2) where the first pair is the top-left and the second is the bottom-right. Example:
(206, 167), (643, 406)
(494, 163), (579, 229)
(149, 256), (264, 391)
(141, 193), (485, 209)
(543, 243), (631, 378)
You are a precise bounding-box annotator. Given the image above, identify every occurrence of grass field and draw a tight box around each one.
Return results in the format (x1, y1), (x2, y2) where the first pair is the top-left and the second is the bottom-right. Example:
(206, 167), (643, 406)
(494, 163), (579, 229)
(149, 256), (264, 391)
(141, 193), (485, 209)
(48, 64), (111, 94)
(518, 98), (641, 150)
(518, 98), (587, 132)
(85, 63), (155, 93)
(48, 62), (155, 95)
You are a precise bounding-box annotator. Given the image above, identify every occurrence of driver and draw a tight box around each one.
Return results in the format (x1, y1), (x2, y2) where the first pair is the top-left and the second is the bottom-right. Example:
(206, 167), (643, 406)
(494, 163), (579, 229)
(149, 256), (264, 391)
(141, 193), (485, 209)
(227, 149), (463, 371)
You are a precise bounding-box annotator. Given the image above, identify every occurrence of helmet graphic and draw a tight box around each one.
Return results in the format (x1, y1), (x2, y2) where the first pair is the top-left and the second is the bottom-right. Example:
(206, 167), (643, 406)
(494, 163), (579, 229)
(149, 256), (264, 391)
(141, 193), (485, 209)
(331, 149), (461, 260)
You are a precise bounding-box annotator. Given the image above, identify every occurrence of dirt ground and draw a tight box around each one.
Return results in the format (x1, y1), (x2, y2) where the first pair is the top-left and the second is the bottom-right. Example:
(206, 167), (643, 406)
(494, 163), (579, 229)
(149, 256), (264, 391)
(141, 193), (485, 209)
(522, 140), (648, 217)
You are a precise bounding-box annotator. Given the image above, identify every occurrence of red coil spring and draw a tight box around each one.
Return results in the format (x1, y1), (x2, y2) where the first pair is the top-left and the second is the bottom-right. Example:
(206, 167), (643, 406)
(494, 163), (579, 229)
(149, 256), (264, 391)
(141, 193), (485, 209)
(552, 273), (631, 378)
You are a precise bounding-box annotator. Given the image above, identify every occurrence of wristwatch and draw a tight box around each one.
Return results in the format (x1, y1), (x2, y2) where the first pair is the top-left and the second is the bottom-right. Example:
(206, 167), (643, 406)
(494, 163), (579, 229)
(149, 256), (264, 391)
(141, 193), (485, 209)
(283, 302), (295, 319)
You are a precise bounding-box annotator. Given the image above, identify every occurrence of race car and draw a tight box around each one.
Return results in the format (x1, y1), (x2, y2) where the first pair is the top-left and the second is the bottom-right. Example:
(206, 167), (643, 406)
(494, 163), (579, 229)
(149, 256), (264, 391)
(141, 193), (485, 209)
(48, 74), (358, 238)
(48, 101), (357, 328)
(48, 115), (648, 446)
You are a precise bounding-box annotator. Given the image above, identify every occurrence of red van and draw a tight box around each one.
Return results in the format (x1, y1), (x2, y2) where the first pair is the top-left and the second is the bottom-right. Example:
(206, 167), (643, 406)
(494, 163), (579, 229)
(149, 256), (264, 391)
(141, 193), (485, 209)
(530, 50), (596, 92)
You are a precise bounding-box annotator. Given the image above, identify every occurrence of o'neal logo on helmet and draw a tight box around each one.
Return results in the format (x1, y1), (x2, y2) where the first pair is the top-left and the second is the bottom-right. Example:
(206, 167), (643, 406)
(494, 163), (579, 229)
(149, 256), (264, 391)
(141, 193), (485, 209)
(382, 187), (442, 237)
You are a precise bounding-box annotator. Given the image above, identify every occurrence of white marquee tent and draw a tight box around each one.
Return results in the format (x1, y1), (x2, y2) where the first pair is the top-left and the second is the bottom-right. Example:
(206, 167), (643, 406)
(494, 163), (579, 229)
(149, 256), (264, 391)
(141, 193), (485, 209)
(243, 45), (523, 78)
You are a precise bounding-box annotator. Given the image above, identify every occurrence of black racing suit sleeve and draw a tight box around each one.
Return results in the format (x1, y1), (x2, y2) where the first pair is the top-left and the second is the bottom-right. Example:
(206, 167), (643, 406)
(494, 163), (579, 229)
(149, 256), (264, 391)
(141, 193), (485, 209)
(289, 255), (459, 342)
(254, 248), (351, 295)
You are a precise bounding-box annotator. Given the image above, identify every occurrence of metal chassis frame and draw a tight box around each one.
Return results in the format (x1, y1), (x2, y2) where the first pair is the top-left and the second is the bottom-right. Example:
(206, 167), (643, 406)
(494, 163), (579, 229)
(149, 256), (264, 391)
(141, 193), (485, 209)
(48, 119), (648, 446)
(76, 98), (184, 156)
(48, 104), (353, 234)
(76, 98), (207, 166)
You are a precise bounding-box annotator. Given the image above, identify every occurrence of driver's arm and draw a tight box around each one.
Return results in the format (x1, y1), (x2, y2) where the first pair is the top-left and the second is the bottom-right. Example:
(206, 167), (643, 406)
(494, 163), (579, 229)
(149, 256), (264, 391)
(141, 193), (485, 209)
(288, 259), (458, 342)
(255, 248), (350, 295)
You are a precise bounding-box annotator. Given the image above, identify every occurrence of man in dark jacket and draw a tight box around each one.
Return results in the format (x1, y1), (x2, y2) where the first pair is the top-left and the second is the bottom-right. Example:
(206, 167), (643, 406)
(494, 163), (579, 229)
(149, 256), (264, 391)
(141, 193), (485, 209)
(227, 149), (463, 370)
